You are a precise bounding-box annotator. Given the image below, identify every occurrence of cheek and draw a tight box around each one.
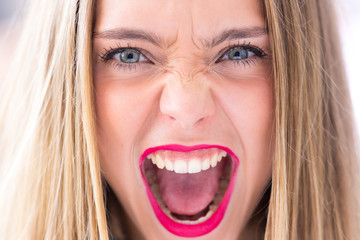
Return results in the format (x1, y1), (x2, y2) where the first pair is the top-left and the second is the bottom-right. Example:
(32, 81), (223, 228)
(227, 77), (274, 217)
(214, 75), (274, 150)
(233, 82), (273, 152)
(95, 81), (150, 147)
(94, 81), (153, 209)
(239, 81), (273, 189)
(94, 77), (162, 176)
(96, 86), (132, 146)
(240, 79), (273, 199)
(217, 76), (274, 191)
(94, 81), (143, 178)
(95, 85), (131, 185)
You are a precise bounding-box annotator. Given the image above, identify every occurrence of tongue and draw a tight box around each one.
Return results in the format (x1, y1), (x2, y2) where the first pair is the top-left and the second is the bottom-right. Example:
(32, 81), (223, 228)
(156, 160), (225, 216)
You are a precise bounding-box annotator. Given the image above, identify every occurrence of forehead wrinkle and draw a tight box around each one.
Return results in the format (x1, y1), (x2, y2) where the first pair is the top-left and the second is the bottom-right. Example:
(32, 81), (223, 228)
(188, 6), (203, 51)
(166, 30), (179, 49)
(191, 33), (204, 51)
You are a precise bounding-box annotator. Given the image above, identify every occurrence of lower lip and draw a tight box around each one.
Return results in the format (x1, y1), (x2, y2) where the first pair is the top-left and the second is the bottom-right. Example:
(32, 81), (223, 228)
(139, 144), (239, 238)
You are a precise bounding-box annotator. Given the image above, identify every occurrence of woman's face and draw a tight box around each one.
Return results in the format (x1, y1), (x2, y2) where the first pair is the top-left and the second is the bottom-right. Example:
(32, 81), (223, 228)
(93, 0), (273, 238)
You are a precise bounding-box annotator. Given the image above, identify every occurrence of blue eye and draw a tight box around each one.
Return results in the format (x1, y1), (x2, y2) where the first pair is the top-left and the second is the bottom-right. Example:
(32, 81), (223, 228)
(113, 49), (148, 63)
(229, 47), (254, 60)
(218, 45), (267, 63)
(221, 47), (255, 61)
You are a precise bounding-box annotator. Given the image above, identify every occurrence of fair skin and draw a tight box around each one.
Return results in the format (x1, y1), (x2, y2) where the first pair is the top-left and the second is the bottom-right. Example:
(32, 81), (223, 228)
(93, 0), (273, 239)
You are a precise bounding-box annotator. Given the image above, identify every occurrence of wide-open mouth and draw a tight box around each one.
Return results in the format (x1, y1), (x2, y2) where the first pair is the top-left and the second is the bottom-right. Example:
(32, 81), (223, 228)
(140, 145), (238, 237)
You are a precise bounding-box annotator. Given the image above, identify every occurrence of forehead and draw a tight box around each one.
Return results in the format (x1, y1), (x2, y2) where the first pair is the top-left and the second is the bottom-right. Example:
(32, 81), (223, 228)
(94, 0), (266, 43)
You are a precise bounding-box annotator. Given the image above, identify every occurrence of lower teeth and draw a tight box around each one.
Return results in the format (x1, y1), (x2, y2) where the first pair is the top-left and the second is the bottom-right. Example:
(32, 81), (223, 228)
(144, 157), (231, 224)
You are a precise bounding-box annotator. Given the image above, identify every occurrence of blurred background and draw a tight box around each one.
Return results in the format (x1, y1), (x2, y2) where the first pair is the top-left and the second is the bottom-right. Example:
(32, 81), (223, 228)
(0, 0), (25, 83)
(0, 0), (359, 135)
(336, 0), (360, 135)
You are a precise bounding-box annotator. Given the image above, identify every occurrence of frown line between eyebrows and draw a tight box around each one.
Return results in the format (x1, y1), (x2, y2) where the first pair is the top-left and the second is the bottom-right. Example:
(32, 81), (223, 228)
(93, 27), (267, 49)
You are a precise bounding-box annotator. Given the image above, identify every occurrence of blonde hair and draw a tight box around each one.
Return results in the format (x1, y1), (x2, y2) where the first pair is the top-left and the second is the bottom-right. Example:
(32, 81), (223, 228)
(0, 0), (358, 239)
(263, 0), (359, 239)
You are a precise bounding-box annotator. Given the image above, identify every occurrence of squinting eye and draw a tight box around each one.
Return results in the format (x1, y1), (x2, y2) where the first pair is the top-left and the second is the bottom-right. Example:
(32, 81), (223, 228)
(113, 49), (148, 63)
(221, 47), (255, 61)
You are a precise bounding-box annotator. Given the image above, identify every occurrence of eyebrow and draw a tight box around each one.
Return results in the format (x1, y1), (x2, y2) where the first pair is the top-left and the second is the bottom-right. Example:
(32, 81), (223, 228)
(93, 28), (165, 47)
(204, 27), (267, 49)
(93, 27), (267, 49)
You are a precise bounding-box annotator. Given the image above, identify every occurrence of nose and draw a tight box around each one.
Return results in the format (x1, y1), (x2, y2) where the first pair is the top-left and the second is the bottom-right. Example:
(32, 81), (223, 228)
(159, 75), (216, 128)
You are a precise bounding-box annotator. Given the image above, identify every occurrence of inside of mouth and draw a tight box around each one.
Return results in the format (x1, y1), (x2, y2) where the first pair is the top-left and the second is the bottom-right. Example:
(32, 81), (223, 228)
(143, 152), (232, 224)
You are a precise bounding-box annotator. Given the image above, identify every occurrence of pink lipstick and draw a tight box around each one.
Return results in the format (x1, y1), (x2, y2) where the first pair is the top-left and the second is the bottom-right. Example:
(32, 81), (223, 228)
(140, 144), (239, 237)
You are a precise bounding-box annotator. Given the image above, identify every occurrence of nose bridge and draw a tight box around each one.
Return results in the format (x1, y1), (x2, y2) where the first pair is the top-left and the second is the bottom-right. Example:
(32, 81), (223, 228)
(171, 54), (200, 83)
(159, 72), (216, 128)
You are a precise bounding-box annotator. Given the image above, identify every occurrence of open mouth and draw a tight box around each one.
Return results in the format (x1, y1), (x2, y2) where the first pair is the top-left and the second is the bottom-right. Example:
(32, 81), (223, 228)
(140, 144), (239, 237)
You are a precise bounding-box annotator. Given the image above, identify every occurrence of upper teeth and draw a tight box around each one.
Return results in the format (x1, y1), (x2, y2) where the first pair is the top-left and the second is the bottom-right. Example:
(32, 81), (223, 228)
(148, 150), (227, 174)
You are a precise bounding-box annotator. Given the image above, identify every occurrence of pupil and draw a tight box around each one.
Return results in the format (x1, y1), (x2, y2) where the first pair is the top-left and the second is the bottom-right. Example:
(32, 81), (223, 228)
(120, 50), (139, 63)
(230, 48), (248, 60)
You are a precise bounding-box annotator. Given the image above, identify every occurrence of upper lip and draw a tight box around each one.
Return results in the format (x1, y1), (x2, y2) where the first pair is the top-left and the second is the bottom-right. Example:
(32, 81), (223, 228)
(139, 144), (239, 167)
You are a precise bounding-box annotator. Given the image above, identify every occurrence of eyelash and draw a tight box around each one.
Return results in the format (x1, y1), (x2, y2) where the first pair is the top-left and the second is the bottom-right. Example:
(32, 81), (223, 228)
(99, 42), (269, 72)
(99, 43), (150, 72)
(216, 42), (268, 67)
